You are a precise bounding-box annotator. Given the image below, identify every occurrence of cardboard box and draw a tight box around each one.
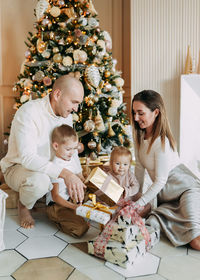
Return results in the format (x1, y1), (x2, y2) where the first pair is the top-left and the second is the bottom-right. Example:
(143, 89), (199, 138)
(0, 184), (19, 209)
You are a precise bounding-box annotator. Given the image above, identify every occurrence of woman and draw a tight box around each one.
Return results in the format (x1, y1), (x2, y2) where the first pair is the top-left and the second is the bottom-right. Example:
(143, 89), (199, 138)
(132, 89), (200, 250)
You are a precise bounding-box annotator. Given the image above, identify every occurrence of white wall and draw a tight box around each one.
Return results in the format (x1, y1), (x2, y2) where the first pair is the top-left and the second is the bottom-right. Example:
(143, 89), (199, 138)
(131, 0), (200, 149)
(180, 74), (200, 176)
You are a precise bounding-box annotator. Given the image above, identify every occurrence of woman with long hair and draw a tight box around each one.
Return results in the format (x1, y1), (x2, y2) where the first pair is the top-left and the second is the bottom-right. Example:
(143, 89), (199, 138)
(132, 89), (200, 250)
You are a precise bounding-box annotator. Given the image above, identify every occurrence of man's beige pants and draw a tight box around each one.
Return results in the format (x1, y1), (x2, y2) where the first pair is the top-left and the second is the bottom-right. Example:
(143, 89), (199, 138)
(3, 164), (51, 209)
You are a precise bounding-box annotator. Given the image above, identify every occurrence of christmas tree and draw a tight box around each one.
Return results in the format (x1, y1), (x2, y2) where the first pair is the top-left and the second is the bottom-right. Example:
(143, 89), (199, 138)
(13, 0), (131, 158)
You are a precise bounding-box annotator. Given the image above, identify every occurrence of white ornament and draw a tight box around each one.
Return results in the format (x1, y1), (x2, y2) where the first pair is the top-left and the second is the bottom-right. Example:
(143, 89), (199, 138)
(62, 56), (73, 66)
(85, 65), (101, 88)
(78, 17), (87, 26)
(88, 141), (97, 149)
(42, 50), (51, 58)
(84, 120), (95, 132)
(20, 94), (30, 103)
(73, 50), (87, 63)
(88, 18), (99, 28)
(23, 79), (33, 88)
(97, 40), (106, 49)
(35, 0), (49, 21)
(108, 107), (118, 116)
(50, 6), (61, 17)
(103, 31), (112, 51)
(111, 99), (121, 108)
(114, 77), (124, 87)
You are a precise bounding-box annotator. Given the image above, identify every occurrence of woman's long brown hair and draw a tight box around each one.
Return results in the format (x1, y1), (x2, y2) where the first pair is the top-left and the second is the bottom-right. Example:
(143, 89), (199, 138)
(132, 90), (176, 153)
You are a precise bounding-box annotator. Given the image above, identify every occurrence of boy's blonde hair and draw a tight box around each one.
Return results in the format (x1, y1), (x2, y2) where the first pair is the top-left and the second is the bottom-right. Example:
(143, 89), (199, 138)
(110, 146), (132, 163)
(52, 124), (78, 144)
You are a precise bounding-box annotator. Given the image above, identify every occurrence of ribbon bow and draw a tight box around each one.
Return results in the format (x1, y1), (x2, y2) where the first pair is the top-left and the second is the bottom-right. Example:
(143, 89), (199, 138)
(85, 194), (112, 219)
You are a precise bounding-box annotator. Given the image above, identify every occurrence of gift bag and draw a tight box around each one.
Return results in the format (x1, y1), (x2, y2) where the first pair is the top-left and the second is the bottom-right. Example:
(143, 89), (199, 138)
(85, 167), (123, 206)
(0, 189), (8, 251)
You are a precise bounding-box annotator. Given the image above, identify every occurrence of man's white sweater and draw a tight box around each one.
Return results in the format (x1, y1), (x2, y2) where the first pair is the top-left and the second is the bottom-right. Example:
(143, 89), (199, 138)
(0, 95), (81, 179)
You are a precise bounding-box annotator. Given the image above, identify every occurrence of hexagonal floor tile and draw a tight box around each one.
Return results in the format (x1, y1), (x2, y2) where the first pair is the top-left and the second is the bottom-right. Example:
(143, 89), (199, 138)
(18, 215), (58, 237)
(12, 257), (74, 280)
(59, 244), (104, 269)
(188, 247), (200, 260)
(55, 225), (100, 244)
(105, 253), (160, 278)
(4, 215), (20, 231)
(150, 235), (188, 258)
(16, 236), (67, 259)
(158, 255), (200, 280)
(0, 250), (26, 277)
(4, 230), (27, 249)
(68, 269), (92, 280)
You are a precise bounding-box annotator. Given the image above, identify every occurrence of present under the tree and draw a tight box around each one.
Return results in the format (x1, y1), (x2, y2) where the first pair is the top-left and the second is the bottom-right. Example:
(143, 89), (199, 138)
(136, 226), (160, 249)
(88, 238), (146, 269)
(76, 199), (117, 225)
(109, 222), (141, 244)
(85, 167), (124, 206)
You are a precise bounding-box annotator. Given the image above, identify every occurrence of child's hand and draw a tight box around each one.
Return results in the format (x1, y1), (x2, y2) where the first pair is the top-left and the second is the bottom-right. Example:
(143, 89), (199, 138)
(67, 201), (80, 210)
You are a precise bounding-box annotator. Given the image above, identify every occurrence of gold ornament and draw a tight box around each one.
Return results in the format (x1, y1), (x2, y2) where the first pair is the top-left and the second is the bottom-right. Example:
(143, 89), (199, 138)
(53, 47), (59, 53)
(108, 123), (115, 137)
(184, 45), (193, 74)
(94, 110), (105, 132)
(37, 39), (46, 53)
(35, 0), (50, 21)
(50, 6), (61, 17)
(34, 71), (45, 82)
(63, 7), (76, 18)
(62, 56), (73, 66)
(85, 65), (101, 88)
(72, 113), (79, 122)
(97, 139), (101, 153)
(50, 32), (55, 40)
(114, 77), (124, 88)
(90, 151), (97, 161)
(104, 71), (111, 78)
(66, 36), (73, 43)
(53, 53), (62, 63)
(118, 134), (124, 144)
(77, 142), (84, 154)
(88, 140), (97, 149)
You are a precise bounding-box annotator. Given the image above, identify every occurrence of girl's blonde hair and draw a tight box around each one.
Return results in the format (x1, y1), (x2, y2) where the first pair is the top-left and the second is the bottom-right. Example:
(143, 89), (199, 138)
(110, 146), (132, 163)
(132, 90), (176, 153)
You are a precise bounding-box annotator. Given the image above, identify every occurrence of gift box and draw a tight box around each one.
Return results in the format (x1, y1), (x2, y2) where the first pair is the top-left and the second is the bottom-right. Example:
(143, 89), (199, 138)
(85, 167), (124, 206)
(88, 238), (146, 269)
(109, 222), (141, 244)
(0, 184), (19, 209)
(136, 226), (160, 249)
(76, 200), (117, 225)
(0, 189), (8, 251)
(117, 214), (145, 227)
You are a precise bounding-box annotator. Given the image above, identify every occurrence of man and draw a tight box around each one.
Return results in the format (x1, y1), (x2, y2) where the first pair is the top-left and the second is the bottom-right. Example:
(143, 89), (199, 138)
(0, 75), (85, 229)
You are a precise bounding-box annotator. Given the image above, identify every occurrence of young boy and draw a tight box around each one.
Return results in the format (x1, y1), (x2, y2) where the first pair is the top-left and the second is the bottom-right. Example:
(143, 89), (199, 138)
(46, 124), (89, 237)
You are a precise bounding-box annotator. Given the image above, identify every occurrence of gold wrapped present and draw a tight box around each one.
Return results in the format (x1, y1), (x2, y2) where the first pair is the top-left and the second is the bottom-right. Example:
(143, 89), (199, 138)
(85, 167), (124, 205)
(0, 184), (19, 209)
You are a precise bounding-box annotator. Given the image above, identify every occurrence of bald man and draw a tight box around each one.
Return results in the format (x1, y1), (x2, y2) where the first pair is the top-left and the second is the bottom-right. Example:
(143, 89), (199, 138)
(0, 75), (85, 229)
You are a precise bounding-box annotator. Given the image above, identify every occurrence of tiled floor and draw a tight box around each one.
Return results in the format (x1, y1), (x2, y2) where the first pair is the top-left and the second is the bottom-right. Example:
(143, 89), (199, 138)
(1, 201), (200, 280)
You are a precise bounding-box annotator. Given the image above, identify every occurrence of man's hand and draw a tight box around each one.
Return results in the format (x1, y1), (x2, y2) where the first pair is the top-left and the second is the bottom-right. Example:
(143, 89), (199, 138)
(59, 168), (86, 203)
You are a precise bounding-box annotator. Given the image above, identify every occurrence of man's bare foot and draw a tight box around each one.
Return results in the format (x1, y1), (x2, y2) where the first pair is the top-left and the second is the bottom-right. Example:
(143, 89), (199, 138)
(18, 201), (35, 229)
(190, 236), (200, 250)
